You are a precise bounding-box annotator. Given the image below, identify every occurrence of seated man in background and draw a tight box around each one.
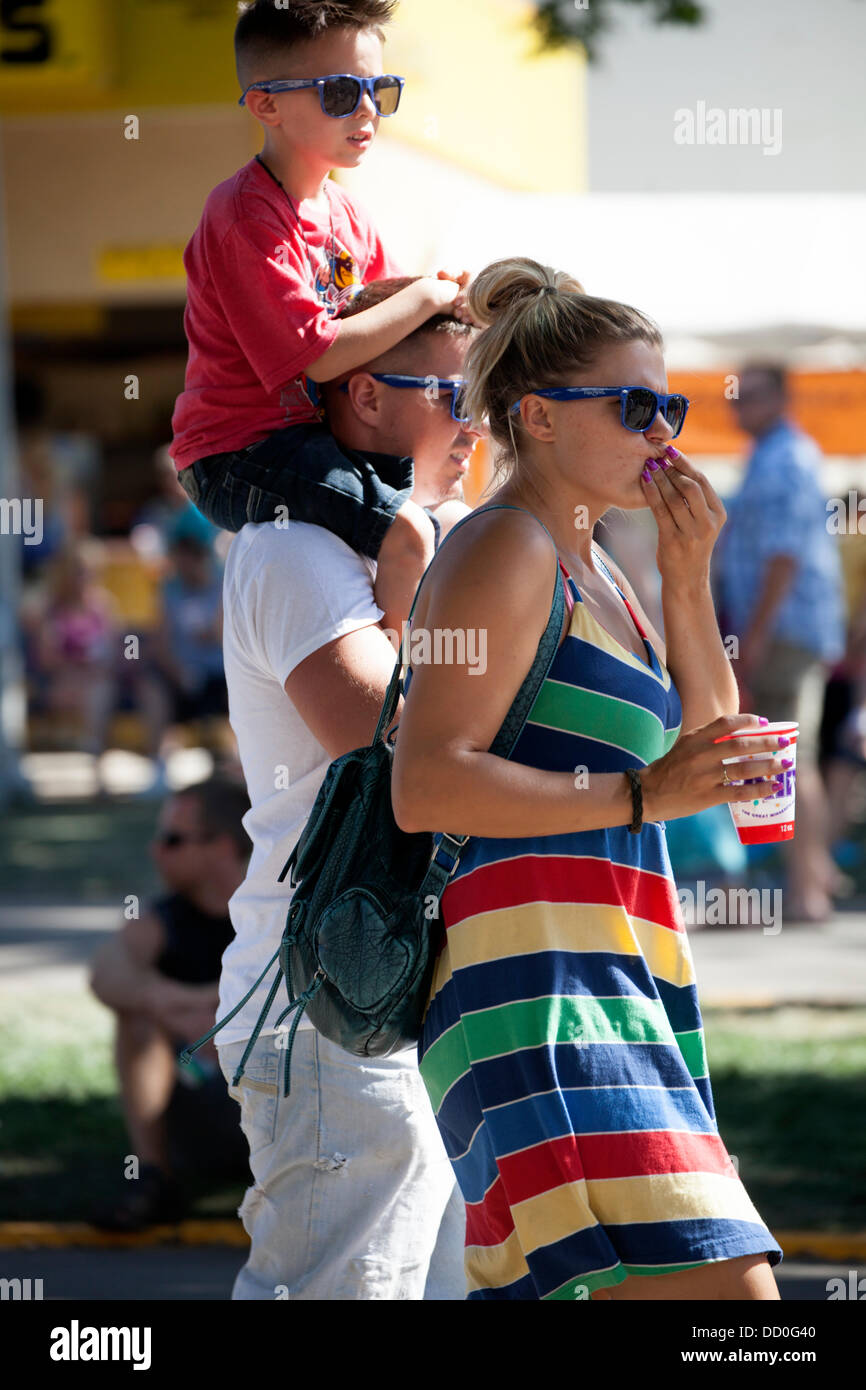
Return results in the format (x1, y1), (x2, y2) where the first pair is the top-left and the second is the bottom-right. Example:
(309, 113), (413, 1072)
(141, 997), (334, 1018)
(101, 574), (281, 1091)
(90, 775), (252, 1228)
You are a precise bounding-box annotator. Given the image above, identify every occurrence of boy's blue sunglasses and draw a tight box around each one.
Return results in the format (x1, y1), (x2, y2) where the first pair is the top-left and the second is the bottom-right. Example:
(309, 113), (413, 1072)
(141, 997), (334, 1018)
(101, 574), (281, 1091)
(340, 373), (472, 425)
(239, 73), (405, 118)
(510, 386), (690, 438)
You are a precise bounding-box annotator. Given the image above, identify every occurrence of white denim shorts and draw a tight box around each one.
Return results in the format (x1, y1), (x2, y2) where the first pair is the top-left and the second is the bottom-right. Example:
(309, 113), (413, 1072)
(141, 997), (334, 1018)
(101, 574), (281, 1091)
(218, 1030), (466, 1300)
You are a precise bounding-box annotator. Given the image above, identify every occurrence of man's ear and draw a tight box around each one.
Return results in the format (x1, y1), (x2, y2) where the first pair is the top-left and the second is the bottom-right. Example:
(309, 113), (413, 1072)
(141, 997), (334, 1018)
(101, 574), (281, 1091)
(344, 372), (383, 426)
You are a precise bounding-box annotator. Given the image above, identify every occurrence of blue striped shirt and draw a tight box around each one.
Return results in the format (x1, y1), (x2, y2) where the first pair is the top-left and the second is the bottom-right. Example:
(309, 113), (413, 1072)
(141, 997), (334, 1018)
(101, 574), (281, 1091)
(718, 420), (845, 662)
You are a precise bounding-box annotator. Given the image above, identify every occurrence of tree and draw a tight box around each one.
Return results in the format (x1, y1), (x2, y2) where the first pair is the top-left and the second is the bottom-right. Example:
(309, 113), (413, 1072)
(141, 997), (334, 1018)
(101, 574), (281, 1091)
(532, 0), (705, 62)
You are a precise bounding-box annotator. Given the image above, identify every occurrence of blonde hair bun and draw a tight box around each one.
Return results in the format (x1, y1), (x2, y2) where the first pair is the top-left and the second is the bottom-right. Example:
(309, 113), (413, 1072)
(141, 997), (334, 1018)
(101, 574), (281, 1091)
(466, 257), (585, 329)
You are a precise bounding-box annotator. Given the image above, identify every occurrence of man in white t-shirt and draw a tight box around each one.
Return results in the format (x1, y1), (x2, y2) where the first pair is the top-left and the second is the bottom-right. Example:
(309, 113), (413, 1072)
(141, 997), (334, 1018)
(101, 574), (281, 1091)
(216, 279), (480, 1300)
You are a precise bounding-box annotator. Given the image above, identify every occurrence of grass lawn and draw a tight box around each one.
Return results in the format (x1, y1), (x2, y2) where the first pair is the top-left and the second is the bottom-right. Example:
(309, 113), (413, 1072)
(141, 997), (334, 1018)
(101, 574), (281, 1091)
(0, 985), (864, 1231)
(705, 1006), (866, 1231)
(0, 988), (245, 1223)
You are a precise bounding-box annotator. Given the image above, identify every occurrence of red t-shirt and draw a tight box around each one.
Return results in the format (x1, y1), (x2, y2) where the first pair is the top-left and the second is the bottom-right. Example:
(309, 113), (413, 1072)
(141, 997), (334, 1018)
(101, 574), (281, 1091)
(170, 157), (404, 472)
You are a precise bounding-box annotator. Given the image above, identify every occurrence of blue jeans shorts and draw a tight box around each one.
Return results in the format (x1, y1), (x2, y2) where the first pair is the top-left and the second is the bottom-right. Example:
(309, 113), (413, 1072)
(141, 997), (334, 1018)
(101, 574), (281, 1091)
(177, 422), (414, 560)
(218, 1031), (466, 1300)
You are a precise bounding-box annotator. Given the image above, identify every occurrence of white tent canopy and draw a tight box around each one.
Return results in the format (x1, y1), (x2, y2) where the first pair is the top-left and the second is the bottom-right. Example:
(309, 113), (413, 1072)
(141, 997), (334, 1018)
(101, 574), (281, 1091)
(431, 192), (866, 355)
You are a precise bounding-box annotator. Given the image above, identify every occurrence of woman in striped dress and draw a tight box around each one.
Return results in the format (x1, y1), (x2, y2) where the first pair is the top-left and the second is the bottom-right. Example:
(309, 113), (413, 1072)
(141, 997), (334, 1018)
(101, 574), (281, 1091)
(392, 257), (789, 1301)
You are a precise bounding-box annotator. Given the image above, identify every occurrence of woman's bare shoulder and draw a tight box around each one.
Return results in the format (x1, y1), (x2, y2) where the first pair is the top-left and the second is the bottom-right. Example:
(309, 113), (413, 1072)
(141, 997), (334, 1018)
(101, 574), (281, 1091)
(415, 506), (558, 624)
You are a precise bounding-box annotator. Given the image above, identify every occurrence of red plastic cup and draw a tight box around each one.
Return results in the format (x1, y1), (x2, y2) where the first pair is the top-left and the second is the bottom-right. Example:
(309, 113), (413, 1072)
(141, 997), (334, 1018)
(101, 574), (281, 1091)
(714, 722), (798, 845)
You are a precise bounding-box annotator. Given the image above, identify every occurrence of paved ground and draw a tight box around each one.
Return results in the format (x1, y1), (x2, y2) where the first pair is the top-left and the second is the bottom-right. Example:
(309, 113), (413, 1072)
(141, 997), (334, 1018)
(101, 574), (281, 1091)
(3, 902), (865, 1006)
(0, 1245), (856, 1301)
(689, 909), (866, 1006)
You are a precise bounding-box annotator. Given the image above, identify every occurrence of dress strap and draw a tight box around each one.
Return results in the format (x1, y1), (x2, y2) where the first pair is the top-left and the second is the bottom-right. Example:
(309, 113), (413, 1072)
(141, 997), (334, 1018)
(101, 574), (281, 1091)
(591, 544), (649, 641)
(559, 561), (576, 617)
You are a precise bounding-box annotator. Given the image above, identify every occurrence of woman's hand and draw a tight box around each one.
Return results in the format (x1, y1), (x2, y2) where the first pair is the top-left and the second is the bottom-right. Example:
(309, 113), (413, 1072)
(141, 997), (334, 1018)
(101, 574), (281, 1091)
(640, 712), (795, 823)
(641, 446), (727, 589)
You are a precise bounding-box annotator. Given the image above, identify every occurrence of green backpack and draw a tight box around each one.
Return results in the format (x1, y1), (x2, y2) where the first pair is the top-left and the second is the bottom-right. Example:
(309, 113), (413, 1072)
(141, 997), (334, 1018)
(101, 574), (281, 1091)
(182, 506), (565, 1096)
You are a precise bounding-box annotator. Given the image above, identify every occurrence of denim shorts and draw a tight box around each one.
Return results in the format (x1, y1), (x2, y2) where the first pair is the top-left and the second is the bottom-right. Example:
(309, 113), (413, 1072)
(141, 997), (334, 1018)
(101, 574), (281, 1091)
(177, 422), (414, 560)
(218, 1031), (466, 1300)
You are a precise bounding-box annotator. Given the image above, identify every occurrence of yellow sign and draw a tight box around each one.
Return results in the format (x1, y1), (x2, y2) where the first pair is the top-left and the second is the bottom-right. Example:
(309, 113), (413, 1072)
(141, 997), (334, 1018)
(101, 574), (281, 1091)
(0, 0), (236, 114)
(0, 0), (115, 104)
(98, 243), (186, 283)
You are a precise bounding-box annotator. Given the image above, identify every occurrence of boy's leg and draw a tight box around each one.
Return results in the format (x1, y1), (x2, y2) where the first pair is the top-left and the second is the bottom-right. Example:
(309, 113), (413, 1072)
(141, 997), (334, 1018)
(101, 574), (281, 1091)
(217, 1031), (463, 1301)
(179, 424), (414, 558)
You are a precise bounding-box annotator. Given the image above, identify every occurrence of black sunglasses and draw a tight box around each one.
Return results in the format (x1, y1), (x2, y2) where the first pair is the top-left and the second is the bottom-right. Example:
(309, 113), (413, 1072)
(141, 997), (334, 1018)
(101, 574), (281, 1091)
(155, 831), (213, 849)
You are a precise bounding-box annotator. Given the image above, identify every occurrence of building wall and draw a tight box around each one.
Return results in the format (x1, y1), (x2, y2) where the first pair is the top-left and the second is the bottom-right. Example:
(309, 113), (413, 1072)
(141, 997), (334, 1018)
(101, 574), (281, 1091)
(587, 0), (866, 193)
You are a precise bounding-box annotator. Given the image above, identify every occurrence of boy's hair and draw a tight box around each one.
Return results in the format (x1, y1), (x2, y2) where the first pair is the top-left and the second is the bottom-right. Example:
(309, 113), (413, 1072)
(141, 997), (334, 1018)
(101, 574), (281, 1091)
(337, 278), (474, 372)
(235, 1), (398, 89)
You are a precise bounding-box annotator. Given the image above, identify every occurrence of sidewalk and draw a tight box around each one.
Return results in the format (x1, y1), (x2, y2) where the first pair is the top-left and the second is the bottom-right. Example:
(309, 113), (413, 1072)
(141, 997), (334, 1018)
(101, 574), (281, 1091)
(689, 909), (866, 1007)
(3, 901), (865, 1006)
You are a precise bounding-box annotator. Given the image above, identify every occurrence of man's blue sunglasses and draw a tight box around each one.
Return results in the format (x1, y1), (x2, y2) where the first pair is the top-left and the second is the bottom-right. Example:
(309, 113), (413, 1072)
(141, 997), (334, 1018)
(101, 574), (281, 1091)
(239, 74), (405, 118)
(510, 386), (690, 438)
(340, 373), (472, 426)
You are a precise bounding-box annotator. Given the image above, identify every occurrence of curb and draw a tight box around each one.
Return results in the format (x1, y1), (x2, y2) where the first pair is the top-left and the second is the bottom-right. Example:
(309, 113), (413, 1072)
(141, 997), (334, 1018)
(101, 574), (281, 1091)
(701, 998), (866, 1010)
(0, 1223), (864, 1262)
(0, 1220), (249, 1249)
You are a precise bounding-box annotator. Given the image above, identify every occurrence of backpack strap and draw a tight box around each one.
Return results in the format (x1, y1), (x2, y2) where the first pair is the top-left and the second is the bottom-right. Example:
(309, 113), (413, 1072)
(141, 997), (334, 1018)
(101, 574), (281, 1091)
(406, 503), (565, 890)
(374, 502), (561, 746)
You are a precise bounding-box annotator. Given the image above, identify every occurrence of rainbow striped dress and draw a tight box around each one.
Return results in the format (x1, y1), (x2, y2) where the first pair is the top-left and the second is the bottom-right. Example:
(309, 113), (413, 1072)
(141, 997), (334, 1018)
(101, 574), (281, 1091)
(418, 550), (783, 1300)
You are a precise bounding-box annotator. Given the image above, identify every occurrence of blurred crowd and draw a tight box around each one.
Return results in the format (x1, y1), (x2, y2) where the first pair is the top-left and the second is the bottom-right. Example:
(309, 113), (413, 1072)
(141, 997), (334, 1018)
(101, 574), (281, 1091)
(16, 378), (235, 795)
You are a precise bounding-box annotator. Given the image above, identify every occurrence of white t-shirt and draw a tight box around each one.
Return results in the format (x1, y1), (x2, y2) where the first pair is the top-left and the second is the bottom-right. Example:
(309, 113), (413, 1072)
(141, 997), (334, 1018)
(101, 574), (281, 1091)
(218, 520), (384, 1048)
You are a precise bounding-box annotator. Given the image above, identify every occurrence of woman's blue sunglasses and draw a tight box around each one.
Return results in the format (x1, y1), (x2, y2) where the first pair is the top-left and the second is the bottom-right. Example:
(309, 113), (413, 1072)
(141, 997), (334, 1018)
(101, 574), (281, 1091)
(510, 386), (690, 438)
(340, 373), (472, 425)
(239, 74), (405, 118)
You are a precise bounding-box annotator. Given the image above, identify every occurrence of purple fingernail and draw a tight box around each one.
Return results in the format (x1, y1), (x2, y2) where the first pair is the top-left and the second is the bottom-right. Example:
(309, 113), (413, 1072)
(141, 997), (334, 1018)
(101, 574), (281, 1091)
(665, 446), (680, 460)
(778, 736), (790, 748)
(641, 468), (653, 483)
(658, 457), (673, 470)
(781, 758), (794, 768)
(647, 459), (660, 471)
(759, 717), (769, 726)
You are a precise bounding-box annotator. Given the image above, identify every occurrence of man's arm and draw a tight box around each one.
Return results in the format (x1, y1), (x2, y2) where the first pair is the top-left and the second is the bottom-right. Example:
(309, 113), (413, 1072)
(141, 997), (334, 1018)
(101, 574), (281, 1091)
(283, 621), (401, 760)
(90, 912), (219, 1040)
(739, 553), (799, 668)
(431, 498), (472, 539)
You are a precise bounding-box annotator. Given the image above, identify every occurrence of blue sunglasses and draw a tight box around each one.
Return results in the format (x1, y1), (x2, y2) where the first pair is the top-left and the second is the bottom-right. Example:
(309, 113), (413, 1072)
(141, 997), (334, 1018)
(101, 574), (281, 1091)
(239, 73), (405, 118)
(340, 373), (472, 425)
(510, 386), (690, 438)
